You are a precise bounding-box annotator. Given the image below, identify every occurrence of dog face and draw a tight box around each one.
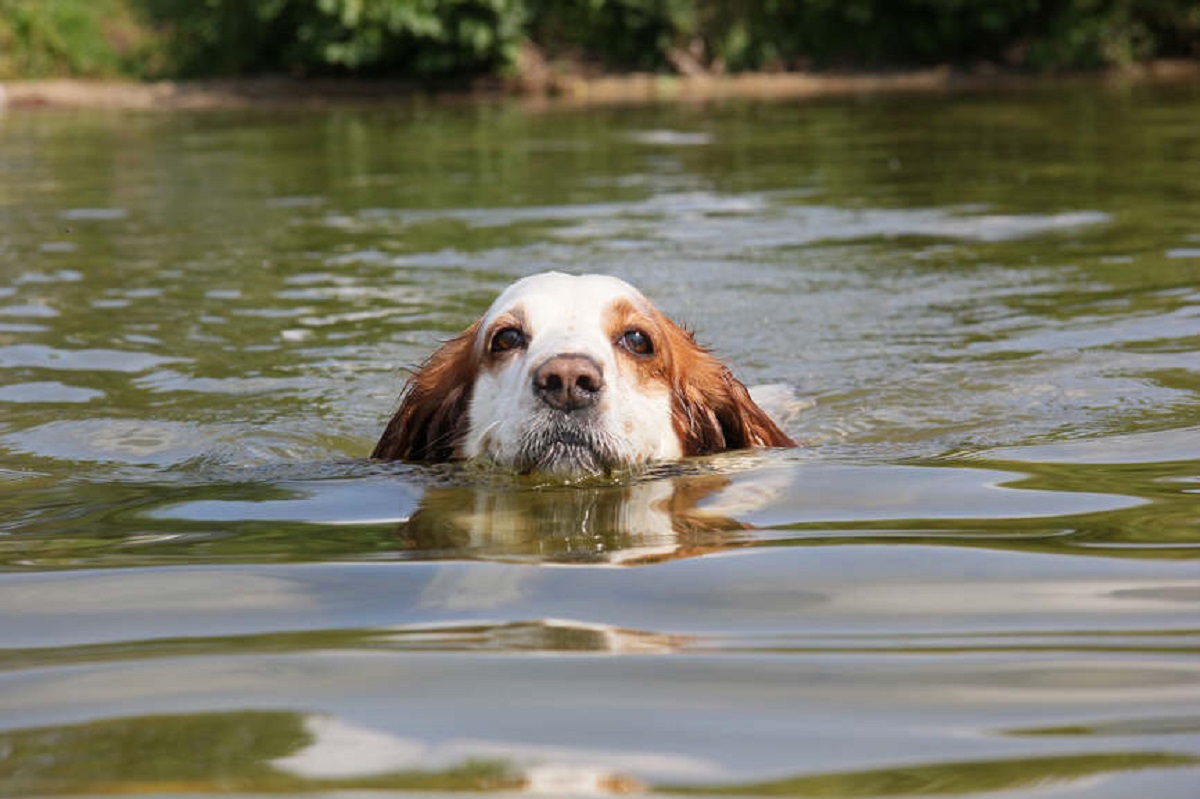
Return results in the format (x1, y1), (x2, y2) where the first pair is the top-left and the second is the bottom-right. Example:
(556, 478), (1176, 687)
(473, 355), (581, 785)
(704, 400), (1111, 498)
(373, 272), (794, 476)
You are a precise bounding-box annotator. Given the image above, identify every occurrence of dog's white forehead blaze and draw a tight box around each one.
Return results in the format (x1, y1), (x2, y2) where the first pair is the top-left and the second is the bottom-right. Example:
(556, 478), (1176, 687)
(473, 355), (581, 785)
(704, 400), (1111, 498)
(462, 272), (681, 470)
(477, 272), (651, 353)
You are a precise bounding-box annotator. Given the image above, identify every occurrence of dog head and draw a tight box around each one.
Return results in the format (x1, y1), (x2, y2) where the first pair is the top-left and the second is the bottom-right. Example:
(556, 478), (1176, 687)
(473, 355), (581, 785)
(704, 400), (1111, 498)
(373, 272), (794, 476)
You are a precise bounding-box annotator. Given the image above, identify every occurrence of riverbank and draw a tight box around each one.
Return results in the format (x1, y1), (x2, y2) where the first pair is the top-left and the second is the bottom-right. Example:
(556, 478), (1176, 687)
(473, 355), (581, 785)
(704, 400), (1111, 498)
(3, 59), (1198, 111)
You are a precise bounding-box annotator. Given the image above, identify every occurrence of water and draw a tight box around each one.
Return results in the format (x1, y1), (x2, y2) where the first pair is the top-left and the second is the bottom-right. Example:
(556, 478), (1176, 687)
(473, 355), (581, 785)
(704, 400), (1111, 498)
(2, 84), (1200, 796)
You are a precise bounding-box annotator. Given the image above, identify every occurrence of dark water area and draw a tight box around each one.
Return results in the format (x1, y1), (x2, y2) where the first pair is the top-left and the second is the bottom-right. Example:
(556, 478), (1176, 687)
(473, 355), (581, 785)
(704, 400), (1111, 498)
(2, 84), (1200, 796)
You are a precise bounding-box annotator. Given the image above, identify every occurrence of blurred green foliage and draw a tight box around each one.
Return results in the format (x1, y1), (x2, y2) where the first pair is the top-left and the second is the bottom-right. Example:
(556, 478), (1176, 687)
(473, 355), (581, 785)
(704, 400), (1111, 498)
(540, 0), (1200, 72)
(0, 0), (1197, 80)
(135, 0), (527, 78)
(0, 0), (154, 77)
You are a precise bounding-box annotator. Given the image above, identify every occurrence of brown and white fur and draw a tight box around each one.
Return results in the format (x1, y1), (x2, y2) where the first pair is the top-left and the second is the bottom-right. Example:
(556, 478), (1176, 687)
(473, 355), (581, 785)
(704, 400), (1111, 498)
(373, 272), (795, 476)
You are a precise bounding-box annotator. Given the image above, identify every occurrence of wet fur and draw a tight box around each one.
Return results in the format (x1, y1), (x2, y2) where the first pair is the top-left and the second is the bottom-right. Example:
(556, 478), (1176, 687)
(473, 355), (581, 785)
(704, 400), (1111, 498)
(373, 285), (794, 467)
(371, 322), (478, 462)
(658, 318), (794, 455)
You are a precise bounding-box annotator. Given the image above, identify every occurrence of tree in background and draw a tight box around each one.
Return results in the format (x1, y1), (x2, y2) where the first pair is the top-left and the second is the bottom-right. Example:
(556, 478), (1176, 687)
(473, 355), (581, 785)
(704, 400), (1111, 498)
(535, 0), (1200, 72)
(136, 0), (527, 78)
(1, 0), (1197, 81)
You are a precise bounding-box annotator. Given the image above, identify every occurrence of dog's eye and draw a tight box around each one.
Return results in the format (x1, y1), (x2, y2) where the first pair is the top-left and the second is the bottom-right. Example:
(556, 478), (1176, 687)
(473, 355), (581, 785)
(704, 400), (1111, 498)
(490, 327), (526, 353)
(618, 329), (653, 356)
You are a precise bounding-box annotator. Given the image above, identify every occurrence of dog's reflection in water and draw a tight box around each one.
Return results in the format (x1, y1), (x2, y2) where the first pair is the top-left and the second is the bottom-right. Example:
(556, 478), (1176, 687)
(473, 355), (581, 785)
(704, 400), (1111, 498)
(398, 472), (753, 565)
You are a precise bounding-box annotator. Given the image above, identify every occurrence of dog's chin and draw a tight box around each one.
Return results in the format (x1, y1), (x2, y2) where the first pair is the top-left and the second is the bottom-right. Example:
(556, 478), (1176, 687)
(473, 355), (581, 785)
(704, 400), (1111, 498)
(514, 416), (619, 478)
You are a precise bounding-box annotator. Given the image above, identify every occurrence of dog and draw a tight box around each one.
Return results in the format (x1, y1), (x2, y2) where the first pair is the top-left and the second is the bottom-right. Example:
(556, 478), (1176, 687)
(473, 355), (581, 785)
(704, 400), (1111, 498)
(373, 272), (795, 476)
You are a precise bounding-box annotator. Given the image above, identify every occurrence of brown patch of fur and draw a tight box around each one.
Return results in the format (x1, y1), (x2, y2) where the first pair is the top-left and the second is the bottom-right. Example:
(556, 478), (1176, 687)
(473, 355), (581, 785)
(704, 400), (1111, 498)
(604, 297), (672, 386)
(371, 321), (480, 462)
(604, 296), (796, 455)
(658, 315), (796, 455)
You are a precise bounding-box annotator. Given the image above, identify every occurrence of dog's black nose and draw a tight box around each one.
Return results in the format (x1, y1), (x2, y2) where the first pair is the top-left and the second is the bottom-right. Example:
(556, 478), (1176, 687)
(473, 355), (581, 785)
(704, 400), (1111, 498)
(533, 354), (605, 411)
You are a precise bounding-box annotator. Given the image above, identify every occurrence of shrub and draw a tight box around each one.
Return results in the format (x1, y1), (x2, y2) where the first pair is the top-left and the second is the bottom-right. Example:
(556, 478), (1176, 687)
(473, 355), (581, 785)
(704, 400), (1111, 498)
(134, 0), (528, 79)
(1, 0), (1197, 80)
(524, 0), (697, 72)
(0, 0), (153, 78)
(526, 0), (1200, 73)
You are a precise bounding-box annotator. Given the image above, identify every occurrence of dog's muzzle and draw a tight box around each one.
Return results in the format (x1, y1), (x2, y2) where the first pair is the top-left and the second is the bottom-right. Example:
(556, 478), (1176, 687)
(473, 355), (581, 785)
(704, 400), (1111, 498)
(515, 411), (617, 476)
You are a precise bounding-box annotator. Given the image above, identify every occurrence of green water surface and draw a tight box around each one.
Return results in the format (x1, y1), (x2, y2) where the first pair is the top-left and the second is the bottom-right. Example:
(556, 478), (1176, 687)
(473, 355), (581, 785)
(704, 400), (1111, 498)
(1, 83), (1200, 796)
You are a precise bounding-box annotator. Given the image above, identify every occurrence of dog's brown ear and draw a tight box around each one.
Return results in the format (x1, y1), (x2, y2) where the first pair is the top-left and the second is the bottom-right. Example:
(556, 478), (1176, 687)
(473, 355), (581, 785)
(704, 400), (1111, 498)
(665, 322), (796, 456)
(372, 323), (479, 462)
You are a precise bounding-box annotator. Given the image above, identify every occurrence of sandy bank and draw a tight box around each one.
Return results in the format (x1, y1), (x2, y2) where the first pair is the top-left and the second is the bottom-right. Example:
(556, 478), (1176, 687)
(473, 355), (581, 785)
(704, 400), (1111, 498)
(2, 60), (1197, 111)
